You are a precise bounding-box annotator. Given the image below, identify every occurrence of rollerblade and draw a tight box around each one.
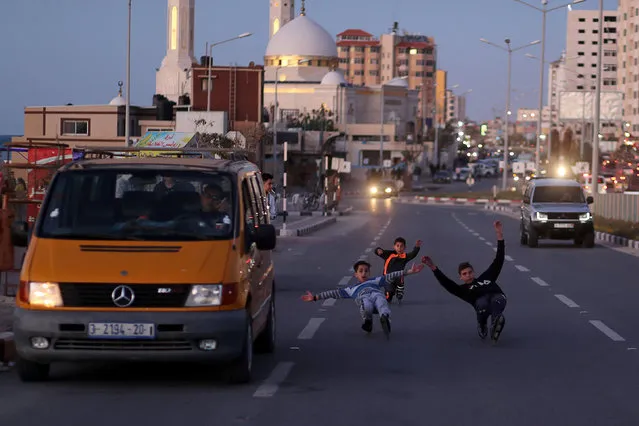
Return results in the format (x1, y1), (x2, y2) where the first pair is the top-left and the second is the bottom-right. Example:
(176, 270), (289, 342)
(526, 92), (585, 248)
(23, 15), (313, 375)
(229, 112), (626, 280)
(491, 314), (506, 343)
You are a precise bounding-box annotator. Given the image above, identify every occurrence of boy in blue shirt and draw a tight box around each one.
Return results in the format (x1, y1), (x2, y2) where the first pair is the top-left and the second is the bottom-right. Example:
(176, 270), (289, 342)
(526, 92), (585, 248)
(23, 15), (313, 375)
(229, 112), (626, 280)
(301, 260), (425, 338)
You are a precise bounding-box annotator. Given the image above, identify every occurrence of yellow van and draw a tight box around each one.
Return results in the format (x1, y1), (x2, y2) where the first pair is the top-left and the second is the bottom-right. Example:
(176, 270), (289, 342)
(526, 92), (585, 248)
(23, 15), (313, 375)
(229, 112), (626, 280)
(11, 150), (276, 383)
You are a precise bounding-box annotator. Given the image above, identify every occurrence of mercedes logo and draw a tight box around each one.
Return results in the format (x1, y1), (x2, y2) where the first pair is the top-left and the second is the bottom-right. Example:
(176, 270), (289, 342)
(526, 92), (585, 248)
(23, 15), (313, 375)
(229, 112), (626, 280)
(111, 285), (135, 308)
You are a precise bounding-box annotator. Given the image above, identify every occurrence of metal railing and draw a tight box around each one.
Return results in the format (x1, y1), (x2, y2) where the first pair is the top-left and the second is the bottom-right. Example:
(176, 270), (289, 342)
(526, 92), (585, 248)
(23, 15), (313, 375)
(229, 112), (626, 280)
(592, 193), (639, 222)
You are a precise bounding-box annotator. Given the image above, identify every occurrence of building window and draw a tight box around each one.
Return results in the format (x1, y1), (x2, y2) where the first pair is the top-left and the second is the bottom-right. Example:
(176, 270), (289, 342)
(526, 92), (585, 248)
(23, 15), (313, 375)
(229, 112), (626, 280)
(201, 78), (208, 91)
(340, 46), (349, 52)
(604, 16), (616, 22)
(415, 71), (425, 77)
(577, 85), (584, 90)
(353, 57), (364, 64)
(61, 120), (89, 136)
(604, 50), (616, 57)
(370, 58), (379, 64)
(369, 70), (378, 76)
(593, 18), (599, 22)
(354, 70), (364, 76)
(603, 64), (617, 72)
(577, 63), (584, 67)
(603, 79), (616, 86)
(578, 18), (585, 22)
(578, 52), (585, 56)
(604, 27), (616, 33)
(578, 29), (585, 33)
(147, 128), (174, 132)
(426, 72), (433, 77)
(592, 41), (598, 45)
(578, 41), (585, 45)
(369, 46), (380, 53)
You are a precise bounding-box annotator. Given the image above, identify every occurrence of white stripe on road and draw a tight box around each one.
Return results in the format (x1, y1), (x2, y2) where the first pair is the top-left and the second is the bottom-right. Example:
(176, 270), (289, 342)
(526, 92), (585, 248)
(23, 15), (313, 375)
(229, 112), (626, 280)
(373, 236), (380, 241)
(472, 232), (480, 236)
(321, 299), (335, 307)
(505, 255), (514, 261)
(531, 277), (549, 287)
(253, 361), (295, 398)
(554, 294), (580, 308)
(478, 237), (485, 241)
(514, 265), (530, 272)
(365, 247), (372, 253)
(485, 241), (493, 246)
(370, 241), (377, 246)
(492, 247), (498, 252)
(297, 318), (325, 340)
(338, 276), (351, 286)
(589, 320), (626, 342)
(358, 255), (367, 260)
(468, 229), (475, 233)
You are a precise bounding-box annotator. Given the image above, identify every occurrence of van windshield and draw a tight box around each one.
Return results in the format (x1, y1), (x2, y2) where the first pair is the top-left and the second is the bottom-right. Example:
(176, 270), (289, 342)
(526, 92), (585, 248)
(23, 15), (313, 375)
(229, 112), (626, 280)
(37, 169), (235, 241)
(532, 186), (585, 203)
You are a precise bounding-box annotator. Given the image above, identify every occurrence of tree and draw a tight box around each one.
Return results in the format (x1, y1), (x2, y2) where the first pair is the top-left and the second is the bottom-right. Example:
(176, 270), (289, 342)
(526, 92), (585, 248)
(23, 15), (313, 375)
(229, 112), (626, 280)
(192, 119), (237, 149)
(561, 128), (574, 159)
(550, 129), (561, 159)
(287, 105), (336, 131)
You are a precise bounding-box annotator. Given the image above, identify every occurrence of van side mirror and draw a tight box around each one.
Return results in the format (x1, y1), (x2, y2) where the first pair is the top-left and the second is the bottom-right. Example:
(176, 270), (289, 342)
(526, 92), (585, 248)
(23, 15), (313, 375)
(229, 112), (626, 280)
(586, 196), (594, 204)
(11, 221), (29, 247)
(254, 224), (276, 251)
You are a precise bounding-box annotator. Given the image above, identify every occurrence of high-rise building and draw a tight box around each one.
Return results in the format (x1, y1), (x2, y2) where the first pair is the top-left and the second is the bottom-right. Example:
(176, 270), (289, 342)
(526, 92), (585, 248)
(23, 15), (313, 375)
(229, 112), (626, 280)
(336, 24), (436, 126)
(617, 2), (639, 132)
(435, 70), (447, 126)
(564, 9), (618, 93)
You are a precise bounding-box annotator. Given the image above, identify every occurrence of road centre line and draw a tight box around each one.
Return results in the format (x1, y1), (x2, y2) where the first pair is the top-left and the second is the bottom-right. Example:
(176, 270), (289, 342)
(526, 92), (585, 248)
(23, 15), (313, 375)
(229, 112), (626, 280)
(364, 247), (372, 253)
(322, 299), (336, 307)
(505, 255), (514, 261)
(514, 265), (530, 272)
(589, 320), (626, 342)
(530, 277), (549, 287)
(338, 276), (351, 286)
(554, 294), (580, 308)
(485, 241), (493, 246)
(297, 318), (325, 340)
(253, 362), (295, 398)
(478, 236), (486, 241)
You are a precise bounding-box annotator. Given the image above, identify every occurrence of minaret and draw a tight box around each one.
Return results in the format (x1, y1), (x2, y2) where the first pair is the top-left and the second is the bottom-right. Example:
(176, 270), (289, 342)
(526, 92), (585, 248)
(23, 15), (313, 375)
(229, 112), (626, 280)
(269, 0), (295, 39)
(155, 0), (197, 103)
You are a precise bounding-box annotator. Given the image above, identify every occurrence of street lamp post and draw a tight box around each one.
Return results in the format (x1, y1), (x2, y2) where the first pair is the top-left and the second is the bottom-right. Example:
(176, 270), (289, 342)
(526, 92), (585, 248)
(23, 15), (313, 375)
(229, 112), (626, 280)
(206, 32), (252, 112)
(480, 37), (541, 190)
(514, 0), (586, 171)
(591, 0), (604, 188)
(124, 0), (132, 146)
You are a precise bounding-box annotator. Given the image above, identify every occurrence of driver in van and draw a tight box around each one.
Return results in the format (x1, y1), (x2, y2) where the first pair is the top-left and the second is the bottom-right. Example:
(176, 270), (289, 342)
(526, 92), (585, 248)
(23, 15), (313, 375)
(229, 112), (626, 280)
(200, 184), (231, 227)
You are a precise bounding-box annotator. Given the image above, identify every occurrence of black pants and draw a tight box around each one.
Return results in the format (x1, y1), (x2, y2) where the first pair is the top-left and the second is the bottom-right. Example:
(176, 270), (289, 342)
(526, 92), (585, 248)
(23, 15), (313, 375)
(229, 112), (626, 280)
(474, 293), (507, 325)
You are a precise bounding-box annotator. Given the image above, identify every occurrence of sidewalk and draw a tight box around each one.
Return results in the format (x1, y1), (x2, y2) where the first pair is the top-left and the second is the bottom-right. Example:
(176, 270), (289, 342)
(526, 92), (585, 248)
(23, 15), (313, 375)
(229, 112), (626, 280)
(273, 207), (353, 237)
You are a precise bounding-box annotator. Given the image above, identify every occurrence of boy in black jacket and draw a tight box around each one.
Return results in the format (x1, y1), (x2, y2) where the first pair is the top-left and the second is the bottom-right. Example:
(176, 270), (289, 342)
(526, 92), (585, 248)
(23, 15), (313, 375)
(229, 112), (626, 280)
(422, 221), (506, 342)
(375, 237), (422, 303)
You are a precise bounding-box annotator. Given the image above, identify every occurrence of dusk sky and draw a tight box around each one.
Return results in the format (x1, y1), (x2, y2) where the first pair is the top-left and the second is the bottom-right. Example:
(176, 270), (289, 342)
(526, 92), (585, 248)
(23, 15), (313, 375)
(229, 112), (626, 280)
(0, 0), (619, 134)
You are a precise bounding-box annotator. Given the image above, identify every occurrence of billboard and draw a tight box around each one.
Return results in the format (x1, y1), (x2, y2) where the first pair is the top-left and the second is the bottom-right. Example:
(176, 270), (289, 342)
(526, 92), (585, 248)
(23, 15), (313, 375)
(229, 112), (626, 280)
(558, 91), (623, 121)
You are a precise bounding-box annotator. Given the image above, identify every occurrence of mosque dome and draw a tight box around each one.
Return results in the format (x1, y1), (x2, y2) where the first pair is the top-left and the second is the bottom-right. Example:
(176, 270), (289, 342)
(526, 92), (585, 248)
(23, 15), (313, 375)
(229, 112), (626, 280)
(265, 15), (338, 59)
(109, 81), (126, 106)
(321, 70), (347, 86)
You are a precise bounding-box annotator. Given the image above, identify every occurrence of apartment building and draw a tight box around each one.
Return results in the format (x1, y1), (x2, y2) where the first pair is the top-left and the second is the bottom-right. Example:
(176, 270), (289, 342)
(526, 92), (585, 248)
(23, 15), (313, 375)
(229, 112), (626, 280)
(564, 9), (618, 93)
(445, 89), (466, 122)
(336, 23), (437, 125)
(617, 1), (639, 132)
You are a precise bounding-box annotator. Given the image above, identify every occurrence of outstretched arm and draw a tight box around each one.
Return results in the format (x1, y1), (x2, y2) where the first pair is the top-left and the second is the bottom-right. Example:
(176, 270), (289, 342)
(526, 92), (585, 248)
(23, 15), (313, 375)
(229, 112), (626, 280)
(374, 248), (393, 259)
(479, 221), (505, 282)
(381, 262), (425, 285)
(404, 240), (422, 261)
(301, 288), (350, 302)
(422, 256), (468, 300)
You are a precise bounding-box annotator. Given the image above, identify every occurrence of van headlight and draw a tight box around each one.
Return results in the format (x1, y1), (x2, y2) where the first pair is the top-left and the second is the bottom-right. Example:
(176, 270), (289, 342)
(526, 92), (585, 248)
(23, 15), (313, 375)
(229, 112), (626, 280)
(534, 212), (548, 221)
(385, 187), (392, 193)
(370, 186), (378, 194)
(28, 282), (63, 307)
(579, 212), (592, 222)
(185, 285), (222, 306)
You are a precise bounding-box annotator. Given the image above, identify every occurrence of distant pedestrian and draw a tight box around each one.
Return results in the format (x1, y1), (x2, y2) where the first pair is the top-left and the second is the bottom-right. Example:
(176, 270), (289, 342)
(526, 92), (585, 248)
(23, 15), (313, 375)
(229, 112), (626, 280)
(262, 173), (277, 220)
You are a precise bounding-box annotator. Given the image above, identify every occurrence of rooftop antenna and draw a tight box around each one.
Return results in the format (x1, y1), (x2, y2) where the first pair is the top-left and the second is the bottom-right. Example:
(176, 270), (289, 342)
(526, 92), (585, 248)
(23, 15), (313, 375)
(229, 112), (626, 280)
(300, 0), (306, 15)
(117, 80), (124, 96)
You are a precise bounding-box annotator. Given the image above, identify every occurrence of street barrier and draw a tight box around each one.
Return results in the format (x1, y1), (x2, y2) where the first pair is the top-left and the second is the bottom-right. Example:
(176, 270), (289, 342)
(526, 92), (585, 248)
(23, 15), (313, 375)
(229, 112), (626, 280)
(592, 193), (639, 223)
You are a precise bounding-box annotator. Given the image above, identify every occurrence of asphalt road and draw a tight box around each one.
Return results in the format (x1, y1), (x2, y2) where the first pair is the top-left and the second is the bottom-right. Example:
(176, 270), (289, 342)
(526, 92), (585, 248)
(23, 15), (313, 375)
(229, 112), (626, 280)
(2, 197), (639, 425)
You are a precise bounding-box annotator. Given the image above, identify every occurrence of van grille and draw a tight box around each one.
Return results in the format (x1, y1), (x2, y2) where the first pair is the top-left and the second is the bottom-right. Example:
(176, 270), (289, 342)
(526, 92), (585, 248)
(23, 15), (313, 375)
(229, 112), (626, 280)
(58, 284), (190, 308)
(547, 212), (580, 220)
(79, 245), (182, 253)
(54, 338), (193, 351)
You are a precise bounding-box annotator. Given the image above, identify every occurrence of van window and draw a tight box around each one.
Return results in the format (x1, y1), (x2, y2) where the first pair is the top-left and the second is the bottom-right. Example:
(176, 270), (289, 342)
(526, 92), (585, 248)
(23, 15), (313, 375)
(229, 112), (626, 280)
(248, 174), (269, 225)
(242, 175), (260, 229)
(37, 169), (235, 241)
(531, 186), (586, 203)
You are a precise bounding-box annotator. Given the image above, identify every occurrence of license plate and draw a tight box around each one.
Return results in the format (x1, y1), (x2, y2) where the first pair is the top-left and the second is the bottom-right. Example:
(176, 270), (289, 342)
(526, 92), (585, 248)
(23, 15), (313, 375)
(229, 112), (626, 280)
(554, 223), (574, 229)
(88, 323), (155, 339)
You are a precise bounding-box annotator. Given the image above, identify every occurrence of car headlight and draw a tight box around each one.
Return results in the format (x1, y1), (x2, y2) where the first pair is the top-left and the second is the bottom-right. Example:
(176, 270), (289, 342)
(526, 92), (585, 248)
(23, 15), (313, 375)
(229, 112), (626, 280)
(534, 212), (548, 221)
(514, 176), (520, 181)
(28, 282), (63, 307)
(185, 285), (222, 306)
(557, 166), (566, 177)
(385, 187), (392, 193)
(579, 212), (592, 222)
(370, 186), (378, 194)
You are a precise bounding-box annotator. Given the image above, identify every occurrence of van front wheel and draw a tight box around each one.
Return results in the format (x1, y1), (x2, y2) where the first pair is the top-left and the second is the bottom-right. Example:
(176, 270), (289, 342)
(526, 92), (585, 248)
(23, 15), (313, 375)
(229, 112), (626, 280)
(255, 296), (276, 354)
(227, 312), (253, 384)
(17, 357), (50, 382)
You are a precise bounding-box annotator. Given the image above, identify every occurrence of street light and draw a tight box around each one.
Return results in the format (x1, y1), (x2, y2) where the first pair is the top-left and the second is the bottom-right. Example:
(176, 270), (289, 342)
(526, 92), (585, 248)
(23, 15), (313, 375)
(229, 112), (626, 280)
(205, 32), (252, 112)
(514, 0), (586, 171)
(591, 0), (603, 189)
(275, 59), (310, 234)
(480, 37), (541, 190)
(124, 0), (132, 146)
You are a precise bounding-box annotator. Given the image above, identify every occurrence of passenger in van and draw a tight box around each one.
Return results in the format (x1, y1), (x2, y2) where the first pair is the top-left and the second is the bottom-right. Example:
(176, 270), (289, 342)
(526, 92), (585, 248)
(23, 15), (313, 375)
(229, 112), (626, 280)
(201, 184), (230, 224)
(154, 176), (195, 196)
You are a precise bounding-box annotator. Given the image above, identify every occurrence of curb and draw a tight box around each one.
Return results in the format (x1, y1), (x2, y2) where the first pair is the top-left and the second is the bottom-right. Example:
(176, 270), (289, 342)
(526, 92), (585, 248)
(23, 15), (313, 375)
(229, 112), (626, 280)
(296, 216), (338, 236)
(283, 207), (353, 217)
(0, 331), (15, 365)
(483, 205), (639, 251)
(395, 196), (520, 206)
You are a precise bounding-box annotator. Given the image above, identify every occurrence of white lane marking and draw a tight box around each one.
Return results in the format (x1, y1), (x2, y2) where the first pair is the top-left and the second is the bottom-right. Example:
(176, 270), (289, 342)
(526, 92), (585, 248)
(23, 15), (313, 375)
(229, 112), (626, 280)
(505, 255), (514, 261)
(554, 294), (580, 308)
(370, 241), (377, 246)
(338, 276), (351, 286)
(298, 318), (326, 339)
(492, 247), (498, 252)
(589, 320), (626, 342)
(253, 361), (295, 398)
(358, 255), (367, 261)
(485, 242), (493, 246)
(472, 232), (480, 236)
(468, 229), (475, 233)
(365, 247), (372, 253)
(531, 277), (549, 287)
(514, 265), (529, 272)
(478, 236), (486, 241)
(373, 236), (380, 241)
(321, 299), (335, 307)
